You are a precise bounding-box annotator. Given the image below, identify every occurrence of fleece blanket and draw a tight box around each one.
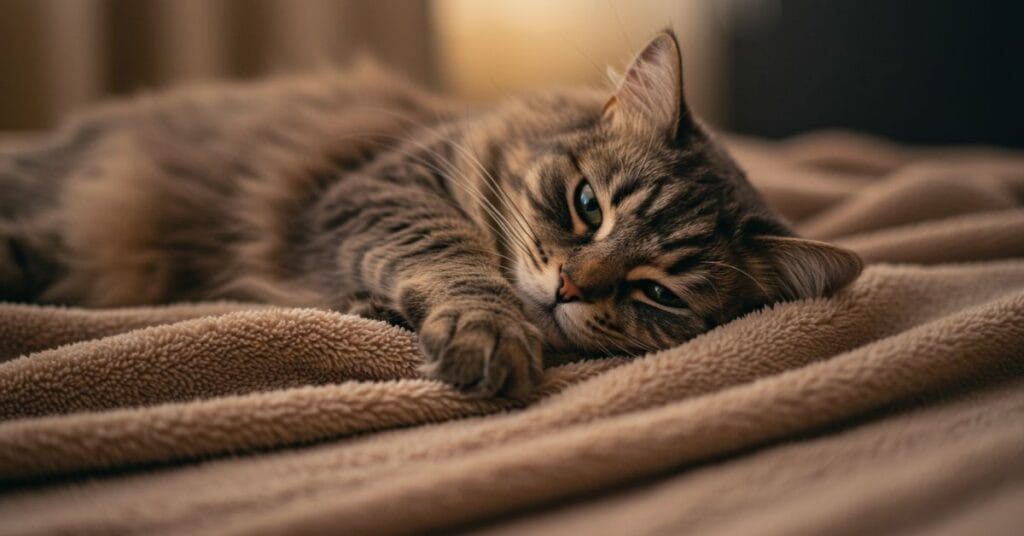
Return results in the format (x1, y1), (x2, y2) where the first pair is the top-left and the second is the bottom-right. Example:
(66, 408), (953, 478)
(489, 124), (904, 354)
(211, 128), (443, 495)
(1, 131), (1023, 535)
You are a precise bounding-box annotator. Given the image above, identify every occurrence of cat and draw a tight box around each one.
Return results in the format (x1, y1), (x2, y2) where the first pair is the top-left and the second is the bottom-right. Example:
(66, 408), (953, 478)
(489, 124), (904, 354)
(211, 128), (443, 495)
(0, 31), (862, 398)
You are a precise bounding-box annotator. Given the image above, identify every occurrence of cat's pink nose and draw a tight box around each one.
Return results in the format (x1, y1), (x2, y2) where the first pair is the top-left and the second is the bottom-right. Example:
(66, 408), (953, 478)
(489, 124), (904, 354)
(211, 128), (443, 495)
(557, 271), (584, 303)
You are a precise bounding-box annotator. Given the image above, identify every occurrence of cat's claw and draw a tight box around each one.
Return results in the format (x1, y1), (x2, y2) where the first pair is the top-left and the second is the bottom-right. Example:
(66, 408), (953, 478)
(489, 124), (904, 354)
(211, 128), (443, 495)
(418, 308), (544, 400)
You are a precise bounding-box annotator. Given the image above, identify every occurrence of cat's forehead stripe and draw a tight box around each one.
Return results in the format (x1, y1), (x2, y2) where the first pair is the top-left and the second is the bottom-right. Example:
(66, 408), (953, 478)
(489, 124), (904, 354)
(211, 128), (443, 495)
(637, 191), (680, 226)
(666, 253), (704, 275)
(659, 232), (714, 252)
(629, 180), (665, 218)
(625, 265), (664, 281)
(610, 176), (644, 206)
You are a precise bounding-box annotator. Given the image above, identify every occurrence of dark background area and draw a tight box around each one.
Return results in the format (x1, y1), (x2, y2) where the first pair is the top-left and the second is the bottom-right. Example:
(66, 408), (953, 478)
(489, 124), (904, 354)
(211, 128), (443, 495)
(725, 0), (1024, 147)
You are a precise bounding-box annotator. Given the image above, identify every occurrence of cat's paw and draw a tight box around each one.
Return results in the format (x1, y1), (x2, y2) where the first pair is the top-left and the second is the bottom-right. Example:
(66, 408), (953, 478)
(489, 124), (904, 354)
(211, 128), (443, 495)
(418, 307), (544, 399)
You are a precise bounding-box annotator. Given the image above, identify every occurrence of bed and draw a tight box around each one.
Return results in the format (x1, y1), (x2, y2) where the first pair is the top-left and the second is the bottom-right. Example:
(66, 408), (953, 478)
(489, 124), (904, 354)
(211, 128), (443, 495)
(1, 131), (1022, 535)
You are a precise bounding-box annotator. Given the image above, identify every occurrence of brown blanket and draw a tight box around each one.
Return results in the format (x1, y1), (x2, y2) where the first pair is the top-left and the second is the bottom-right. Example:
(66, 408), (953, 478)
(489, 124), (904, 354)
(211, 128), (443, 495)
(1, 131), (1023, 535)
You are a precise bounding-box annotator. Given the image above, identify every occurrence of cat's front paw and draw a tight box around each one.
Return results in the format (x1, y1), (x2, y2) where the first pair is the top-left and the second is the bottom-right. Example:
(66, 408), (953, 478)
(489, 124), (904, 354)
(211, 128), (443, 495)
(418, 307), (544, 399)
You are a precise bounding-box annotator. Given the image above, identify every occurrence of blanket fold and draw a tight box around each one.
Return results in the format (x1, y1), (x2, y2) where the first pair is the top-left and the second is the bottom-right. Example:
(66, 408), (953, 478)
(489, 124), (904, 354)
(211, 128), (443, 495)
(1, 131), (1022, 535)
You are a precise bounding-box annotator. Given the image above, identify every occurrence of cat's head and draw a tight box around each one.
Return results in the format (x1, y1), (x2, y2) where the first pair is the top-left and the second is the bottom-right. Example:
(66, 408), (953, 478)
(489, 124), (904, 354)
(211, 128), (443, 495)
(491, 30), (862, 355)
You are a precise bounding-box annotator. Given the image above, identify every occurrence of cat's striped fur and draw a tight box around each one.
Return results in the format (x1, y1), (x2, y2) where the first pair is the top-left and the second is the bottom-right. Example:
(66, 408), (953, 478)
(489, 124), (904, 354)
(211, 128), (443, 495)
(0, 32), (861, 397)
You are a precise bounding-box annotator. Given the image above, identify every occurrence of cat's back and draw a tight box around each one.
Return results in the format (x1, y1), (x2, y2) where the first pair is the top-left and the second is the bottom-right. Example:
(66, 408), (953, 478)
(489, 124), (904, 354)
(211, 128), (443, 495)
(6, 62), (460, 306)
(78, 61), (458, 180)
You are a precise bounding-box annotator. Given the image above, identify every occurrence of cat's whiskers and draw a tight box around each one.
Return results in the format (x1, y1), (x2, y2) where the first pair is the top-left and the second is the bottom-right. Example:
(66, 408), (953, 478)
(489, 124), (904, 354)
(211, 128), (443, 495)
(701, 260), (768, 296)
(588, 335), (620, 359)
(444, 138), (543, 257)
(584, 316), (638, 356)
(598, 331), (634, 357)
(321, 105), (535, 255)
(410, 138), (541, 263)
(398, 139), (539, 262)
(621, 333), (658, 355)
(329, 130), (538, 262)
(359, 127), (538, 259)
(610, 322), (659, 354)
(687, 272), (725, 313)
(349, 105), (544, 259)
(452, 244), (521, 276)
(561, 311), (606, 355)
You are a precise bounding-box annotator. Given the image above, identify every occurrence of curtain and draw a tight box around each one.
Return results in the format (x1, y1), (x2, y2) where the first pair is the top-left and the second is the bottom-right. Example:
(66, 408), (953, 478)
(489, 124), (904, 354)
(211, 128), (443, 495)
(0, 0), (727, 132)
(0, 0), (436, 130)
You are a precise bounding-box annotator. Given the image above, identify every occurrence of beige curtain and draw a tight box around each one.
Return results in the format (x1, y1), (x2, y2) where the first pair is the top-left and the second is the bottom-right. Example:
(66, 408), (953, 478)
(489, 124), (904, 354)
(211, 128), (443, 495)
(1, 0), (728, 132)
(0, 0), (436, 131)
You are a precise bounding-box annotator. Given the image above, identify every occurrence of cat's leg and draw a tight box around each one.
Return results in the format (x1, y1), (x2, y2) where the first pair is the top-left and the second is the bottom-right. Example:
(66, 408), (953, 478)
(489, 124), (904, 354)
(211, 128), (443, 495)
(320, 179), (544, 399)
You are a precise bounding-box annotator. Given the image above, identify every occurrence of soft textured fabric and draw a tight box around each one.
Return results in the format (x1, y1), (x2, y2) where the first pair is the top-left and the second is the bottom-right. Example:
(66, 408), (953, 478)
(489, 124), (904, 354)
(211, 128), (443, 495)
(1, 131), (1022, 535)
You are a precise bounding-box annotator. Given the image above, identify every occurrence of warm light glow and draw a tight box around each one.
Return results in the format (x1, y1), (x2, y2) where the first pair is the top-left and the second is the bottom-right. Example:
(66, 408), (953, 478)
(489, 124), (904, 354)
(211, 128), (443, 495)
(432, 0), (725, 124)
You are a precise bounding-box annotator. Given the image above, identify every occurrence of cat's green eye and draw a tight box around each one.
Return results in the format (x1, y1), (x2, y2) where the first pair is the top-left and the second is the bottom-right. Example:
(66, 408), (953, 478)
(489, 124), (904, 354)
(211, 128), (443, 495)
(574, 180), (602, 229)
(638, 280), (688, 309)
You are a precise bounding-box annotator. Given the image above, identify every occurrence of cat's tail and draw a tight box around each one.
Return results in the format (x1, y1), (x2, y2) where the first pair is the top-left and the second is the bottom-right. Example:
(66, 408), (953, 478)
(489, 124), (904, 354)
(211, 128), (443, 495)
(0, 122), (103, 302)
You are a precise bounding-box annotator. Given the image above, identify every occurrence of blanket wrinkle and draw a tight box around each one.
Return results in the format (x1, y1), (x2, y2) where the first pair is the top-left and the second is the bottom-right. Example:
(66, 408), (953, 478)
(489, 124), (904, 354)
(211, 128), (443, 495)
(481, 378), (1024, 536)
(837, 208), (1024, 264)
(797, 161), (1024, 239)
(2, 262), (1019, 479)
(1, 130), (1022, 535)
(200, 292), (1024, 536)
(0, 302), (257, 362)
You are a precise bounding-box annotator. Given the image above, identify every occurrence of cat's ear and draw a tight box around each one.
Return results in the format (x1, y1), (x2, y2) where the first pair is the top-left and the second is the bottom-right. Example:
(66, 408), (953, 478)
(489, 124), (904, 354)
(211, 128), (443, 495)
(744, 230), (863, 301)
(603, 30), (693, 138)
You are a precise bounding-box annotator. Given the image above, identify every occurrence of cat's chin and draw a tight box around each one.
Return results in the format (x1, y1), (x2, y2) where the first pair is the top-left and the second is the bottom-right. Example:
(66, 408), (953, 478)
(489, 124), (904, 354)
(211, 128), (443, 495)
(515, 292), (576, 353)
(510, 276), (609, 356)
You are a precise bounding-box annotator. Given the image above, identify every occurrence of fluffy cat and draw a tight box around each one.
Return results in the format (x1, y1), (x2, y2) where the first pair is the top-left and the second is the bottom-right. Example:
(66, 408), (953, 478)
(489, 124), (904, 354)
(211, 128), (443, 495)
(0, 31), (862, 398)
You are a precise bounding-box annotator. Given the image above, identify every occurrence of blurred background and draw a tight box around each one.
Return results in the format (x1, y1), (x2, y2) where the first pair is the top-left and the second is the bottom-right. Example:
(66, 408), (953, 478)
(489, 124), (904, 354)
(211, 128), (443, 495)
(1, 0), (1021, 146)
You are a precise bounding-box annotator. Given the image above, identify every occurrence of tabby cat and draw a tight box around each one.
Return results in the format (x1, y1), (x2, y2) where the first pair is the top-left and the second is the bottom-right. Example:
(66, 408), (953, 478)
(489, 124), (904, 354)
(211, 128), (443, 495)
(0, 31), (862, 398)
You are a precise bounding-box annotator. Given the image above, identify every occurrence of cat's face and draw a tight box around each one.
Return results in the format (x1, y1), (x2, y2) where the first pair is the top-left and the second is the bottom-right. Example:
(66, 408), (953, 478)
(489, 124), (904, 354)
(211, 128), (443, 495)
(500, 32), (862, 355)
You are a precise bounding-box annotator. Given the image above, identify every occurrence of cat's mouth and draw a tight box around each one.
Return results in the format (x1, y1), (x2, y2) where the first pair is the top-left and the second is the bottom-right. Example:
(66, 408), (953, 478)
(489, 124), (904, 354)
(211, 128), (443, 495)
(514, 287), (574, 350)
(510, 261), (578, 350)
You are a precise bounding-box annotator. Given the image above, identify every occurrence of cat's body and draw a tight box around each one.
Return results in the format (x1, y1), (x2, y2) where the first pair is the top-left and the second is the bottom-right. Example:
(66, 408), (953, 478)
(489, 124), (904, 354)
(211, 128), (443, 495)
(1, 62), (456, 308)
(0, 33), (862, 397)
